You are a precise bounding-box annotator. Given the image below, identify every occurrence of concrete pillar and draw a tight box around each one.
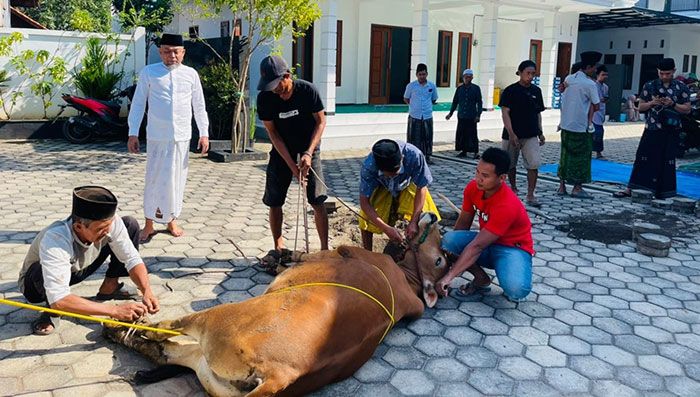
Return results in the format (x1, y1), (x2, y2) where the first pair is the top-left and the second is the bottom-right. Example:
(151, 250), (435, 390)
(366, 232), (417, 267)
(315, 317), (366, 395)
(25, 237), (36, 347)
(478, 1), (499, 110)
(540, 12), (559, 108)
(410, 0), (429, 77)
(317, 0), (337, 114)
(1, 0), (10, 28)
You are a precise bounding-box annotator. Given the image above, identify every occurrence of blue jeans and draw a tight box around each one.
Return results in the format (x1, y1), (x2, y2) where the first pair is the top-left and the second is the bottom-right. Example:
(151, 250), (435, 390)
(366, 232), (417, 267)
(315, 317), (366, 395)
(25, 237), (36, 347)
(442, 230), (532, 300)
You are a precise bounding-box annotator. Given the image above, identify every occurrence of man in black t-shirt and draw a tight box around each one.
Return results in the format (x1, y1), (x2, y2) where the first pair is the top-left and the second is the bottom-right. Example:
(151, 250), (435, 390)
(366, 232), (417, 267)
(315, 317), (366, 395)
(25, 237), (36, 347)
(499, 60), (546, 208)
(256, 55), (328, 254)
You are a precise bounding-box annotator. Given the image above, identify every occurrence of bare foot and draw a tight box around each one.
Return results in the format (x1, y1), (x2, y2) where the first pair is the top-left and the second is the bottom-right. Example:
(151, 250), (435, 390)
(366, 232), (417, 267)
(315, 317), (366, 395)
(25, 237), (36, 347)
(139, 226), (156, 242)
(167, 221), (184, 237)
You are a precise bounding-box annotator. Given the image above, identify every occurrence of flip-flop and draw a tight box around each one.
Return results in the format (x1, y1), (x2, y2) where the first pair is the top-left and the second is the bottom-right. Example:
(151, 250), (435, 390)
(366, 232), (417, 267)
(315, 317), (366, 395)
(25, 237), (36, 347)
(95, 282), (138, 301)
(612, 190), (631, 198)
(526, 199), (542, 208)
(556, 189), (568, 196)
(571, 190), (594, 200)
(32, 312), (60, 336)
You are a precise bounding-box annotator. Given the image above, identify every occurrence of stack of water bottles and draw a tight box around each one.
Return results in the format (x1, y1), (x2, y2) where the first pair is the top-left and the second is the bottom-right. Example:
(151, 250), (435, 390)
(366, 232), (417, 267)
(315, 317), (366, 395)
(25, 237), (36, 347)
(552, 77), (562, 109)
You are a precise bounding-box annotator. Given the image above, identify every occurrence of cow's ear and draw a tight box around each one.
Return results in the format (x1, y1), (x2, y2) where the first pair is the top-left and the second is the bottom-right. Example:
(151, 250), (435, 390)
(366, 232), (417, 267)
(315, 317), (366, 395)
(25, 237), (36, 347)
(423, 282), (439, 308)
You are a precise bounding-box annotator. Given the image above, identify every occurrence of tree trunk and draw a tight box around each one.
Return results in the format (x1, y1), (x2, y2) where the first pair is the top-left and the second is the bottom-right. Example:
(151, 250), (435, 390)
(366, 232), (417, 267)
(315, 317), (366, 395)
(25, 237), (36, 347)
(230, 46), (252, 154)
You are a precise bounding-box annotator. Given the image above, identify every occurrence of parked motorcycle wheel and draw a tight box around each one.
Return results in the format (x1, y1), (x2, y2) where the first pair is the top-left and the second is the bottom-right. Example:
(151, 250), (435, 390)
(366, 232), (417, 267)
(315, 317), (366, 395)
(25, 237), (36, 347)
(63, 118), (93, 144)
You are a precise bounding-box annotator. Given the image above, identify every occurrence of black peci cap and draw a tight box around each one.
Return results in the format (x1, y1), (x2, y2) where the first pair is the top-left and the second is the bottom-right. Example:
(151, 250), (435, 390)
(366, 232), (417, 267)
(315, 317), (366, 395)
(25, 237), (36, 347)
(372, 139), (402, 172)
(72, 186), (118, 220)
(159, 33), (184, 47)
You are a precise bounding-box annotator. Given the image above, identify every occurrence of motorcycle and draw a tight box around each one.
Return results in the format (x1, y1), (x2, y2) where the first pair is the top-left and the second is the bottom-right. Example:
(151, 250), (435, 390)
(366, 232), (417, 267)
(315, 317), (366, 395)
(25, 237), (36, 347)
(679, 92), (700, 157)
(59, 85), (136, 144)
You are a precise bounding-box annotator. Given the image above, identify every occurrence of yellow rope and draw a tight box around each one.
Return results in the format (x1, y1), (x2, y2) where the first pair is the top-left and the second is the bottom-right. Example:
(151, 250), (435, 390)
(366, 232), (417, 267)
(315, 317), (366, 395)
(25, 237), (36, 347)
(0, 298), (181, 336)
(1, 264), (396, 341)
(270, 264), (396, 343)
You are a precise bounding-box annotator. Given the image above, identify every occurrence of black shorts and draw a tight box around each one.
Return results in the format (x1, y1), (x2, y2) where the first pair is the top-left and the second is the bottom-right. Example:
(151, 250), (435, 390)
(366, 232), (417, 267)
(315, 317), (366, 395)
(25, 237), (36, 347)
(263, 149), (327, 207)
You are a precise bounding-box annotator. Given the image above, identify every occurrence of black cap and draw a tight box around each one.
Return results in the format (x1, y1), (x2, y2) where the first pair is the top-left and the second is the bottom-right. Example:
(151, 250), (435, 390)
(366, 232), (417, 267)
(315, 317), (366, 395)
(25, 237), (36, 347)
(372, 139), (402, 172)
(658, 58), (675, 71)
(516, 60), (537, 75)
(72, 186), (118, 221)
(580, 51), (602, 67)
(258, 55), (290, 91)
(159, 33), (184, 47)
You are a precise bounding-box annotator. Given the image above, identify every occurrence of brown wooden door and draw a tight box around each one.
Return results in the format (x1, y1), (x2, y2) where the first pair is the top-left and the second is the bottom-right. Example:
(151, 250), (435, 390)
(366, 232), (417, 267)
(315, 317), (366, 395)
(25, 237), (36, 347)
(556, 42), (572, 79)
(369, 25), (391, 104)
(530, 39), (542, 76)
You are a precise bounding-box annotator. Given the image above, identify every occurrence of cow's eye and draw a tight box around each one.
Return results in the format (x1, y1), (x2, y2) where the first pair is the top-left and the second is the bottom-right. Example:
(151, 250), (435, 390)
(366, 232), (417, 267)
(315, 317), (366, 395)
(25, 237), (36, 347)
(435, 257), (443, 267)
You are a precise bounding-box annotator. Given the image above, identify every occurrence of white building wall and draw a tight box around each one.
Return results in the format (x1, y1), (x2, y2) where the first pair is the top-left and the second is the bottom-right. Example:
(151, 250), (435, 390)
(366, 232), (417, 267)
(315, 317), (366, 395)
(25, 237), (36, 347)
(426, 7), (479, 102)
(353, 0), (412, 104)
(576, 26), (692, 96)
(0, 27), (146, 120)
(1, 0), (9, 28)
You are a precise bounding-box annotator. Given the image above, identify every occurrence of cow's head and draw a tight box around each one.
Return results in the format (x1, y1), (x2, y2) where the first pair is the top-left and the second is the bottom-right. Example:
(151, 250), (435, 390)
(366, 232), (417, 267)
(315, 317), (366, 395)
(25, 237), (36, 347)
(405, 212), (449, 308)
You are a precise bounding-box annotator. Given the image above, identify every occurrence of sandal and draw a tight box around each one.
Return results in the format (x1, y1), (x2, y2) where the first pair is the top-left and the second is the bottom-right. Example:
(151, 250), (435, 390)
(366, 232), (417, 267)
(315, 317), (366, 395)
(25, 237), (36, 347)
(613, 190), (631, 198)
(526, 199), (542, 208)
(571, 190), (594, 200)
(95, 282), (138, 301)
(32, 312), (60, 336)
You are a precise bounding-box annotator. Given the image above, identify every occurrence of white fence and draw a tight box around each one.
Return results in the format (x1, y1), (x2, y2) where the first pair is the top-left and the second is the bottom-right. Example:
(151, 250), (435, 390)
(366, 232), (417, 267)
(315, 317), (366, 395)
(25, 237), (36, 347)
(0, 27), (146, 120)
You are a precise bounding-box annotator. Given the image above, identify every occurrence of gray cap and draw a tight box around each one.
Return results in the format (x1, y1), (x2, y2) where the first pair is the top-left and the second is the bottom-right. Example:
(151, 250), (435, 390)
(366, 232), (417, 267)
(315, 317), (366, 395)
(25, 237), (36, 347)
(258, 55), (290, 91)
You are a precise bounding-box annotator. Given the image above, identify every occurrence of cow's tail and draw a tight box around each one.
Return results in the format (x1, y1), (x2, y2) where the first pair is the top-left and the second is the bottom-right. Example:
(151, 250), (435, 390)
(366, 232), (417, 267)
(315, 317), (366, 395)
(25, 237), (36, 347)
(143, 314), (198, 341)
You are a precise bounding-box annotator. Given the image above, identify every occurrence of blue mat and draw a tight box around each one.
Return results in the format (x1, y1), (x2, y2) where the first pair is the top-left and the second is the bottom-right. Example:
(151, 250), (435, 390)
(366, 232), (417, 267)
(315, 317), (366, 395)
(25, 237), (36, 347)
(540, 159), (700, 199)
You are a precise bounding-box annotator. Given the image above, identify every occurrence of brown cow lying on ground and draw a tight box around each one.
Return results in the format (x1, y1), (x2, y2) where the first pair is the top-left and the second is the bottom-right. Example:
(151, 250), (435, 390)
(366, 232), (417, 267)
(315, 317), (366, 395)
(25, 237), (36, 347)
(104, 212), (449, 397)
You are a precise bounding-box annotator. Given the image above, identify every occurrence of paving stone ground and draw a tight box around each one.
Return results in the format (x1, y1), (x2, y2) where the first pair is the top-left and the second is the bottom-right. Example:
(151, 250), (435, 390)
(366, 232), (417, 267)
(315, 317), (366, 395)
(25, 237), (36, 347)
(1, 123), (700, 396)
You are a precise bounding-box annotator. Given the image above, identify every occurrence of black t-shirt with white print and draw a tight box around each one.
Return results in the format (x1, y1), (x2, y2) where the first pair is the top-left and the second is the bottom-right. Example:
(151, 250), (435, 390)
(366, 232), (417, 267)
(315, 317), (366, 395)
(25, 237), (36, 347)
(257, 79), (325, 155)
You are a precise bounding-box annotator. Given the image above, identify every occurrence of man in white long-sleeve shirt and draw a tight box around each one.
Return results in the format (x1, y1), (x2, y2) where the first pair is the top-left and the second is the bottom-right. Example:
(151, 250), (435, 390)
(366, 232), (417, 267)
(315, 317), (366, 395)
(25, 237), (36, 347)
(127, 33), (210, 241)
(19, 186), (160, 335)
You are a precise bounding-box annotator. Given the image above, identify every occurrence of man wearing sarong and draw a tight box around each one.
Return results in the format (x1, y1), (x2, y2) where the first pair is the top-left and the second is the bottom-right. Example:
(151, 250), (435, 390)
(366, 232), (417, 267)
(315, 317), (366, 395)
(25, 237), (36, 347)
(404, 63), (438, 164)
(614, 58), (691, 199)
(359, 139), (440, 251)
(592, 65), (609, 159)
(127, 33), (210, 241)
(557, 51), (601, 199)
(19, 186), (160, 335)
(446, 69), (483, 159)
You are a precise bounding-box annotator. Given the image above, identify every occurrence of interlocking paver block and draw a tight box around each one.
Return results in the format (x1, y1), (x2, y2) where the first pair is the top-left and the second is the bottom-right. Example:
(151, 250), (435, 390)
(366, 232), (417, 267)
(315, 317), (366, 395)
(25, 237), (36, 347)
(456, 346), (498, 368)
(498, 357), (542, 380)
(354, 358), (394, 383)
(545, 367), (590, 393)
(389, 370), (435, 396)
(616, 367), (664, 391)
(525, 346), (567, 367)
(570, 356), (615, 379)
(424, 358), (469, 381)
(638, 355), (684, 376)
(467, 369), (514, 395)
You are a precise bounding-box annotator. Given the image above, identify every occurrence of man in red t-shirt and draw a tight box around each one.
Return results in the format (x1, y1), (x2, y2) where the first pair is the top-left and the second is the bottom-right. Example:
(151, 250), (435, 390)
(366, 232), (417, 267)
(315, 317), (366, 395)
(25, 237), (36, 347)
(436, 147), (534, 302)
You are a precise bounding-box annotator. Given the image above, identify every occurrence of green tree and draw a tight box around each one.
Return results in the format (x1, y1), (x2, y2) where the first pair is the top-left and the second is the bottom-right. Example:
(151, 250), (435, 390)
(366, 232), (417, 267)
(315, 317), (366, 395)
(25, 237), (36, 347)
(184, 0), (321, 153)
(21, 0), (112, 32)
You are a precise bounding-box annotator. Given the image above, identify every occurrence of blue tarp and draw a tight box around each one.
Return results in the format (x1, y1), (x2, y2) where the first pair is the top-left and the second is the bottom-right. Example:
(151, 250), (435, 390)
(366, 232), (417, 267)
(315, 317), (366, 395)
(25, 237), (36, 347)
(540, 159), (700, 199)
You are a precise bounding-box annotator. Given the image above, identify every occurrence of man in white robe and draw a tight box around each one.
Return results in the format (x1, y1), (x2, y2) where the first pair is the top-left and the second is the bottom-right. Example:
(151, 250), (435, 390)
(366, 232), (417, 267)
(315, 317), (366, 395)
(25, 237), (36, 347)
(127, 33), (209, 241)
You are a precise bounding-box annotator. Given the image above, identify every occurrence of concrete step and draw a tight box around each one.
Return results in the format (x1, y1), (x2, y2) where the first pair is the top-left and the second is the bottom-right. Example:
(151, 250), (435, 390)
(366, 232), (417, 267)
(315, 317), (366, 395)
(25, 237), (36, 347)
(321, 109), (562, 150)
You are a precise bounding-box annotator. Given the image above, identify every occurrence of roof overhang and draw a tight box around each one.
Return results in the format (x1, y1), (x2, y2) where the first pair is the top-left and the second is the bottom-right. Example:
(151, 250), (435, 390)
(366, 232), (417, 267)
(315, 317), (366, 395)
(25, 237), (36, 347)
(579, 6), (700, 30)
(10, 6), (46, 29)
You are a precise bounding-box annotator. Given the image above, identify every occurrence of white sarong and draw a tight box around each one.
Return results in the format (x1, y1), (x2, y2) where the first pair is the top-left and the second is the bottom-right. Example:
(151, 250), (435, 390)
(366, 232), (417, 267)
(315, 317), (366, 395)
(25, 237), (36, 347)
(144, 140), (189, 224)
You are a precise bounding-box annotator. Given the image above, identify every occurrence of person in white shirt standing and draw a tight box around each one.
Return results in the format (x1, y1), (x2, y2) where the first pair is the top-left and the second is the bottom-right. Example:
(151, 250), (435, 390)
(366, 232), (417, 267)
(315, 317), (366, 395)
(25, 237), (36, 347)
(557, 51), (601, 199)
(127, 33), (210, 241)
(19, 186), (160, 335)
